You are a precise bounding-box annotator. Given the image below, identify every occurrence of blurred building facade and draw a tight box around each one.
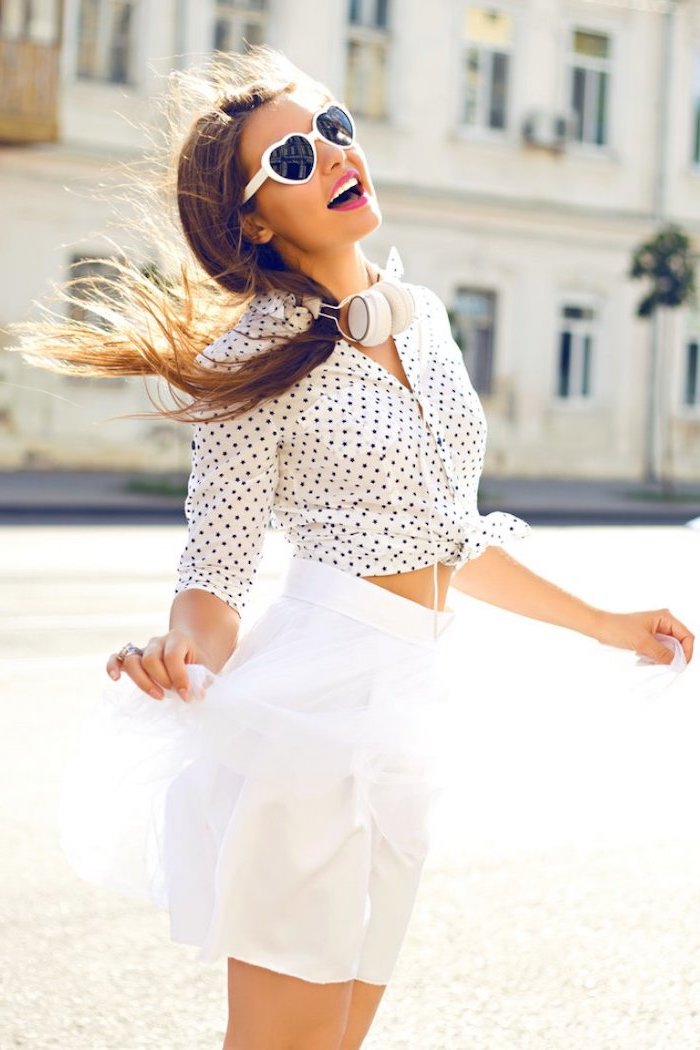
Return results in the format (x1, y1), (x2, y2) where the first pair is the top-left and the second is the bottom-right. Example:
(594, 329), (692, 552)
(1, 0), (700, 479)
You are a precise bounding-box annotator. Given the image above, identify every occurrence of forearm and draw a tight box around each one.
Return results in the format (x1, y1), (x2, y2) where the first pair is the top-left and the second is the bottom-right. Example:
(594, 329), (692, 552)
(450, 545), (603, 640)
(169, 588), (242, 673)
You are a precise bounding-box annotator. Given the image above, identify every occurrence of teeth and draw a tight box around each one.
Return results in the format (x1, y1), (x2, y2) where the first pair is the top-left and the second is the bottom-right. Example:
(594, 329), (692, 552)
(329, 176), (359, 204)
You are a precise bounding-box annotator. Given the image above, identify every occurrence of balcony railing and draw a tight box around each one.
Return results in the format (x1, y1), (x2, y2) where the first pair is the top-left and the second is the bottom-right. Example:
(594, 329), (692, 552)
(0, 37), (61, 143)
(0, 0), (66, 147)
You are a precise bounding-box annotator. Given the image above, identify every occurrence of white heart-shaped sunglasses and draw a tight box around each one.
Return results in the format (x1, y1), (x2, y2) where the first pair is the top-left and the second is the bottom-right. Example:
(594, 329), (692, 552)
(242, 103), (356, 204)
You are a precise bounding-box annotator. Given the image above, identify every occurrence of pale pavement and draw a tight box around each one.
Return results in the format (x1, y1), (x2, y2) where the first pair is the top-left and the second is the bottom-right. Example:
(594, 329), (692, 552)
(1, 524), (699, 1049)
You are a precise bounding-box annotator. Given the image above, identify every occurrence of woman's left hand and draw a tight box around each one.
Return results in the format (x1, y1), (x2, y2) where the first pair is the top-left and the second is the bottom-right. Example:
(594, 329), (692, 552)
(594, 607), (694, 665)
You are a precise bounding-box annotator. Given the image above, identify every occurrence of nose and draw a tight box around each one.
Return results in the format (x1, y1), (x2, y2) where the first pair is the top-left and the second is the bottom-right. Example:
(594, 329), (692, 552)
(316, 136), (346, 172)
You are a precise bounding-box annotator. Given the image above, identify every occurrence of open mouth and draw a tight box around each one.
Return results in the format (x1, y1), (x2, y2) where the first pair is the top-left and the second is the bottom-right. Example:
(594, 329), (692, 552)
(327, 179), (365, 209)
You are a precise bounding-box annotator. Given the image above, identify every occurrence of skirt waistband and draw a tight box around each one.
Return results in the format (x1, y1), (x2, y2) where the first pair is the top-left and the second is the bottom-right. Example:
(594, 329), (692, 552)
(280, 557), (456, 646)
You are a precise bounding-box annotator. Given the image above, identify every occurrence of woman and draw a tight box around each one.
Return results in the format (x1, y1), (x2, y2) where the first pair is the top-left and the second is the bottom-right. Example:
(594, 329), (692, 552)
(8, 46), (694, 1050)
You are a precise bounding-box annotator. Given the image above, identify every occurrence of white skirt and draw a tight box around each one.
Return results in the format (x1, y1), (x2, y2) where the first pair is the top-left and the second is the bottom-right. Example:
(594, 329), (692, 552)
(58, 556), (458, 985)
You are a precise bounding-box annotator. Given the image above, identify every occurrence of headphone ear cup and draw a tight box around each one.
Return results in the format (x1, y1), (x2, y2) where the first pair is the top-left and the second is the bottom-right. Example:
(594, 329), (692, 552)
(346, 288), (392, 346)
(373, 280), (415, 335)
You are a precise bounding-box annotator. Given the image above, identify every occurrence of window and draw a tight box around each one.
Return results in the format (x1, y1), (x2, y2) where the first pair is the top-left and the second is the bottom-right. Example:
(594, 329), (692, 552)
(213, 0), (267, 54)
(1, 0), (61, 42)
(76, 0), (139, 85)
(66, 255), (120, 330)
(556, 302), (597, 400)
(691, 53), (700, 165)
(63, 254), (126, 383)
(348, 0), (389, 27)
(345, 0), (391, 119)
(450, 288), (496, 396)
(460, 5), (513, 131)
(684, 340), (700, 406)
(568, 28), (611, 147)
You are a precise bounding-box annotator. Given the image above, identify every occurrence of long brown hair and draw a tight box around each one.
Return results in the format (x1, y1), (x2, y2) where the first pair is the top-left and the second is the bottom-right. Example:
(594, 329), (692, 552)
(3, 46), (360, 424)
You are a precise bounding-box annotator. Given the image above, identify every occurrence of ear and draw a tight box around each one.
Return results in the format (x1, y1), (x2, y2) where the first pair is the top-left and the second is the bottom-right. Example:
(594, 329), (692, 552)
(241, 211), (274, 245)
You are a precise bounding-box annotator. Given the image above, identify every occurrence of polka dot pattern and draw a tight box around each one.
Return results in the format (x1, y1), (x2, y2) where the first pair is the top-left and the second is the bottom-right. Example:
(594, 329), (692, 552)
(174, 247), (531, 617)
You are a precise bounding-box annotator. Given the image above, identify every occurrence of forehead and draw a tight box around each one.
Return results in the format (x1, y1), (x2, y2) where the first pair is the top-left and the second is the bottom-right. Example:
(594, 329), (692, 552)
(239, 91), (333, 176)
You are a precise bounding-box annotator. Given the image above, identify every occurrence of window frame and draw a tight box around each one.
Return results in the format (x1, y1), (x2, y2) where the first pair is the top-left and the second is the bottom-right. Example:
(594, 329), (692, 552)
(683, 338), (700, 409)
(680, 305), (700, 415)
(553, 293), (601, 406)
(449, 285), (497, 397)
(456, 1), (519, 141)
(62, 251), (133, 385)
(344, 0), (392, 121)
(690, 48), (700, 168)
(1, 0), (62, 43)
(74, 0), (142, 87)
(562, 16), (616, 155)
(211, 0), (268, 57)
(348, 0), (389, 30)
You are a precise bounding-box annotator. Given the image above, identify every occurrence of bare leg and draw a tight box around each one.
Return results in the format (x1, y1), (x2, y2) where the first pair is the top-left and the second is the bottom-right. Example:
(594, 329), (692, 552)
(223, 957), (354, 1050)
(339, 979), (388, 1050)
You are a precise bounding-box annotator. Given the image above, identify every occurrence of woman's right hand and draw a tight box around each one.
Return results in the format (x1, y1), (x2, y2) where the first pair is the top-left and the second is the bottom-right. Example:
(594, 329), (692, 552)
(105, 629), (212, 702)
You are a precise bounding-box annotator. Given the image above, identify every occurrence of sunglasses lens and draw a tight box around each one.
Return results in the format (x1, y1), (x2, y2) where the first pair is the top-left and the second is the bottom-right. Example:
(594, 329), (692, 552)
(316, 105), (354, 147)
(269, 135), (315, 181)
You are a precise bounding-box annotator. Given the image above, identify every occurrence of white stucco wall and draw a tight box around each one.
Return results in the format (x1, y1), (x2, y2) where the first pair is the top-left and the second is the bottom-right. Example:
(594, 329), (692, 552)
(1, 0), (699, 478)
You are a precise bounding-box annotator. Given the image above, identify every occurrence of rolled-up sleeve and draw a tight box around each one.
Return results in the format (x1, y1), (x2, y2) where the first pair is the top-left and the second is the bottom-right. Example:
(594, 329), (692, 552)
(173, 410), (280, 619)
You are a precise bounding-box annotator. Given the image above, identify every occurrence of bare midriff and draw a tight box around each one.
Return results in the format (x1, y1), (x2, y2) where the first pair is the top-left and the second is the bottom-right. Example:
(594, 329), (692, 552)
(360, 562), (455, 612)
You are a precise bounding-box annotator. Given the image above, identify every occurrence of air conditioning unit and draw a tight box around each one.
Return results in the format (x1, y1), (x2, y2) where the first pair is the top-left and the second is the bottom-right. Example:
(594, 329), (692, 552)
(521, 110), (577, 151)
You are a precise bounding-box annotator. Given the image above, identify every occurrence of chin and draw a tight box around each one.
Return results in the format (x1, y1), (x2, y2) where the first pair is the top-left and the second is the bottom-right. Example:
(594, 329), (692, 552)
(332, 211), (380, 245)
(358, 204), (382, 234)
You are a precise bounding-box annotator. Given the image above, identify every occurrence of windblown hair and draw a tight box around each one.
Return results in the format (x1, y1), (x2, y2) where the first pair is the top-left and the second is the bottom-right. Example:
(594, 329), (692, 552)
(3, 46), (357, 424)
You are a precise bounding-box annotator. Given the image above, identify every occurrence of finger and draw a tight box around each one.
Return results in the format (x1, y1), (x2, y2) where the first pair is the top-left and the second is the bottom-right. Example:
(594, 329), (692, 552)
(106, 653), (122, 680)
(162, 637), (197, 701)
(140, 656), (173, 694)
(671, 621), (695, 665)
(658, 613), (695, 665)
(117, 653), (166, 700)
(685, 635), (695, 664)
(140, 642), (177, 694)
(638, 635), (675, 665)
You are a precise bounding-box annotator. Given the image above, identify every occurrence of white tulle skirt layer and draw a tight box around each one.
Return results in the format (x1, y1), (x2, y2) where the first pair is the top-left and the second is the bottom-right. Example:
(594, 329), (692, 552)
(58, 557), (457, 981)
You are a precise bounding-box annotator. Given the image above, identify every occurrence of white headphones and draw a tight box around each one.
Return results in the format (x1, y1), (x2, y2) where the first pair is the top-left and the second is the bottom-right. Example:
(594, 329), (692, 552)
(313, 278), (416, 348)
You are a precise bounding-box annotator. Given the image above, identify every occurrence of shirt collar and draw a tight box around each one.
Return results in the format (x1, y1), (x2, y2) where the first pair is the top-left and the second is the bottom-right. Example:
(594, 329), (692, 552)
(378, 245), (404, 281)
(248, 245), (405, 323)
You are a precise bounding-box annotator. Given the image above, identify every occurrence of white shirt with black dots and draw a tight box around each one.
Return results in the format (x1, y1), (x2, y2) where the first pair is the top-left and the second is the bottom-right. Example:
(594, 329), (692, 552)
(173, 246), (532, 638)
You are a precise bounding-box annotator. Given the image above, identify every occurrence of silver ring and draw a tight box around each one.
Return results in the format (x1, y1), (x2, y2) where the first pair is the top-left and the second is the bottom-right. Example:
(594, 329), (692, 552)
(116, 642), (144, 663)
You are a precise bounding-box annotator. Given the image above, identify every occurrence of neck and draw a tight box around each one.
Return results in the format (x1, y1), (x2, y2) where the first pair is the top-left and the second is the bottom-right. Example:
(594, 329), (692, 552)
(277, 242), (378, 302)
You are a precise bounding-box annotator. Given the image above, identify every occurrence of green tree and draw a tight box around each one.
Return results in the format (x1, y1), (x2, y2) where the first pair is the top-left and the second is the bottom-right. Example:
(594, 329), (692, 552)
(629, 223), (696, 317)
(628, 223), (698, 486)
